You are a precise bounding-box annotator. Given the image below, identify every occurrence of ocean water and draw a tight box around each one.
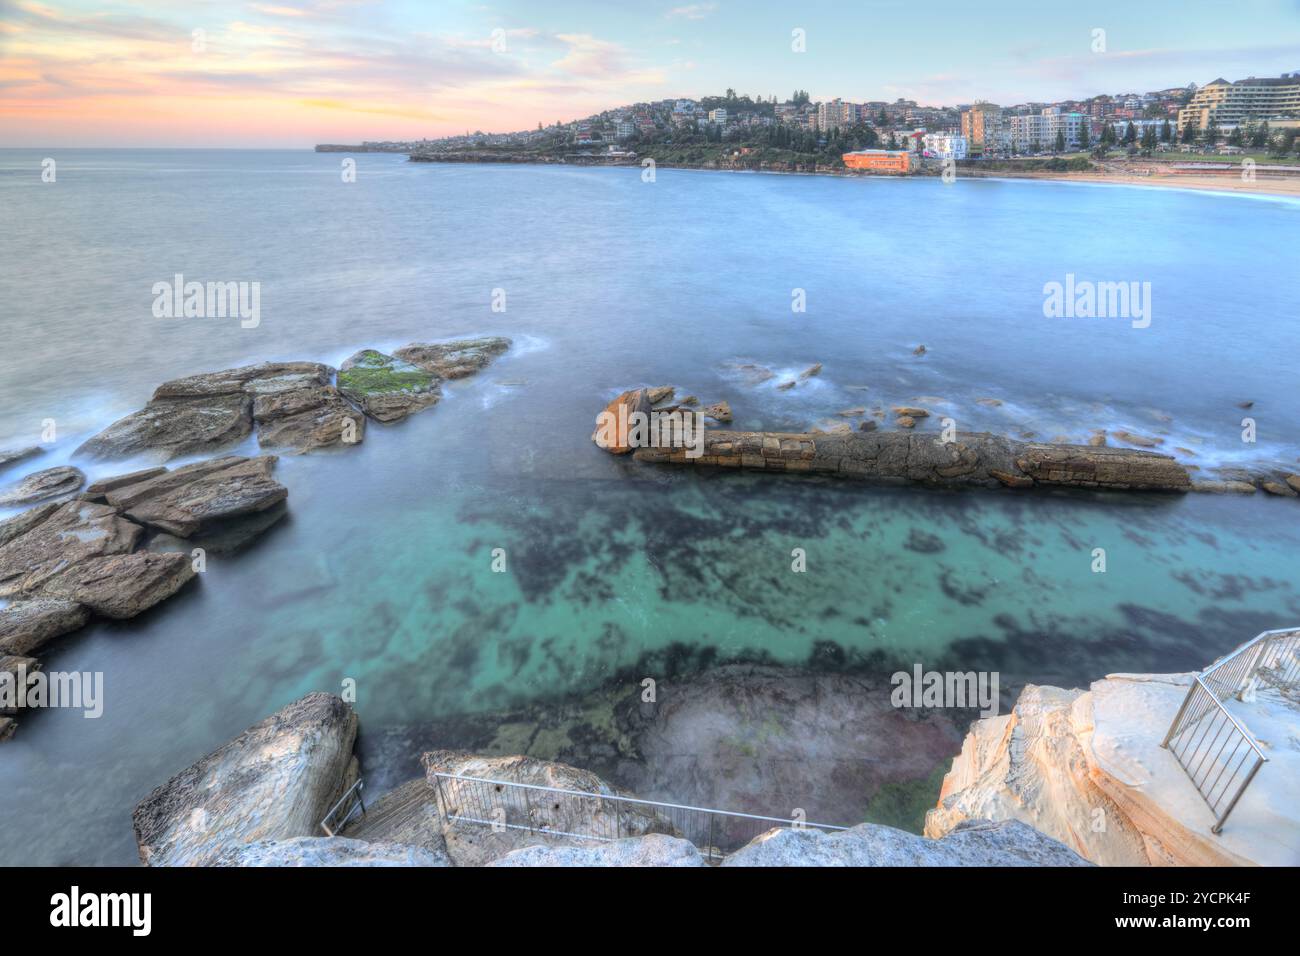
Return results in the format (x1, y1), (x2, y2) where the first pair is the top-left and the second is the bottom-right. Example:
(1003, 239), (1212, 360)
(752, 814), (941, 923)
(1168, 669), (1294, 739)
(0, 149), (1298, 865)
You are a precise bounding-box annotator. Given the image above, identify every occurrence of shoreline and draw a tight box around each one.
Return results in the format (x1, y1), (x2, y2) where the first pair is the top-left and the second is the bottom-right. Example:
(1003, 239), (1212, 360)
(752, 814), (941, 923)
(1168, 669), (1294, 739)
(401, 151), (1300, 199)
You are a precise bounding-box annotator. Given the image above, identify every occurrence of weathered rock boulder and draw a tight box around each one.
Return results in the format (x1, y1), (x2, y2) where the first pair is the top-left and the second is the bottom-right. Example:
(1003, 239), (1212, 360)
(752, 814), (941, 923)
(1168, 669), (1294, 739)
(0, 599), (90, 656)
(82, 467), (168, 501)
(76, 392), (253, 461)
(40, 551), (196, 619)
(0, 501), (60, 548)
(394, 337), (511, 380)
(591, 388), (652, 455)
(0, 500), (141, 598)
(213, 836), (450, 867)
(721, 819), (1090, 866)
(490, 833), (704, 867)
(925, 672), (1300, 866)
(701, 401), (733, 423)
(133, 692), (359, 866)
(253, 386), (365, 452)
(0, 466), (85, 506)
(337, 350), (441, 423)
(422, 751), (673, 866)
(151, 362), (332, 400)
(104, 456), (286, 537)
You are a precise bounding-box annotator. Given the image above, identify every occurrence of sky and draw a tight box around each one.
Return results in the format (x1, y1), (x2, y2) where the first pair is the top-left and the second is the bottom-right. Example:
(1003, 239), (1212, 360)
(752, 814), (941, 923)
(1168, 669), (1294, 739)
(2, 0), (1299, 147)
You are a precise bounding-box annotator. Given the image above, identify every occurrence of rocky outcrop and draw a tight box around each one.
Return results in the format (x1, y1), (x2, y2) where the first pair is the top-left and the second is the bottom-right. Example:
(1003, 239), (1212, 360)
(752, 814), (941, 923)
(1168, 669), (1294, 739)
(632, 428), (1192, 493)
(394, 337), (511, 380)
(0, 599), (89, 656)
(591, 388), (652, 455)
(214, 836), (449, 867)
(133, 692), (359, 866)
(103, 455), (286, 537)
(337, 350), (441, 423)
(490, 834), (705, 867)
(0, 465), (84, 506)
(421, 751), (673, 866)
(0, 456), (289, 738)
(76, 391), (253, 461)
(721, 819), (1090, 867)
(925, 672), (1300, 866)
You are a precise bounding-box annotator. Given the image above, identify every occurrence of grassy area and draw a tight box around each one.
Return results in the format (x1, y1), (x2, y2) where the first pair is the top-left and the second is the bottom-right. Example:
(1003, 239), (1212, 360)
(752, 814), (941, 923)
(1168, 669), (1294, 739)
(338, 350), (433, 395)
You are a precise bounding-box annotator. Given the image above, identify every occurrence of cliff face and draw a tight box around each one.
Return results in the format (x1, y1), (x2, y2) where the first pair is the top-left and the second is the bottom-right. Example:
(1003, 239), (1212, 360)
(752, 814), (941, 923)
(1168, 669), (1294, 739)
(925, 675), (1300, 866)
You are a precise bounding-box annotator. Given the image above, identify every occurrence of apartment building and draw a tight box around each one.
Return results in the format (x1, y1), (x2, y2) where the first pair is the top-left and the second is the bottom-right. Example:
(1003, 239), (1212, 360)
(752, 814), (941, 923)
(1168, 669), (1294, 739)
(1178, 73), (1300, 129)
(960, 102), (1002, 154)
(921, 133), (968, 159)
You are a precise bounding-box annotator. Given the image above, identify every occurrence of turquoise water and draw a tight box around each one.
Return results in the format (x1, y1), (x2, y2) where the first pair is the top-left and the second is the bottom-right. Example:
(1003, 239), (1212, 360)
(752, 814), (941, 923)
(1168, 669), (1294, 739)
(0, 150), (1298, 864)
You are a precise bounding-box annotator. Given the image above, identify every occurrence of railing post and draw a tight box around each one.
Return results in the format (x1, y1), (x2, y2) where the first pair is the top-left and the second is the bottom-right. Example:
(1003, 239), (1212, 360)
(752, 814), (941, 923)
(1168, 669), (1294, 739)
(1161, 682), (1197, 748)
(1213, 756), (1266, 833)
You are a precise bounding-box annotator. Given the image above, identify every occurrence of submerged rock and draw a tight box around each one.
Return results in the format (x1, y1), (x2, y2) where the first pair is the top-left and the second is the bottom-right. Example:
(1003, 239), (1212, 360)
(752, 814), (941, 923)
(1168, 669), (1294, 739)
(721, 819), (1089, 867)
(701, 401), (732, 423)
(646, 386), (675, 405)
(0, 466), (85, 506)
(0, 446), (42, 473)
(1111, 430), (1163, 448)
(337, 350), (441, 423)
(800, 363), (822, 379)
(133, 692), (359, 866)
(394, 337), (511, 380)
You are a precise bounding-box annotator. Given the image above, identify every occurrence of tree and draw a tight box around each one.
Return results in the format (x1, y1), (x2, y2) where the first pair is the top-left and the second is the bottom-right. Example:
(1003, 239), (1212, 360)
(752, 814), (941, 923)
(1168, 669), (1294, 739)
(1124, 121), (1137, 145)
(1227, 126), (1244, 147)
(1054, 130), (1065, 153)
(1251, 120), (1270, 149)
(1141, 125), (1157, 151)
(1201, 120), (1219, 147)
(878, 108), (888, 126)
(1160, 120), (1172, 143)
(1181, 121), (1197, 145)
(1078, 124), (1090, 150)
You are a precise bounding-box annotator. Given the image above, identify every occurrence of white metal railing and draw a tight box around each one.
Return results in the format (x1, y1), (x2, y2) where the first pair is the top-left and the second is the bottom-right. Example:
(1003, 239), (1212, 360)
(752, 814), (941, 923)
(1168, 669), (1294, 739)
(1162, 627), (1300, 833)
(320, 779), (366, 836)
(429, 771), (849, 862)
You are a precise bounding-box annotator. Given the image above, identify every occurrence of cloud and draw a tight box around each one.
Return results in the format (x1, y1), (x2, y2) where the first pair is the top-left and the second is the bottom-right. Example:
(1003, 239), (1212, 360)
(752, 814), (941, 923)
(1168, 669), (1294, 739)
(666, 3), (717, 19)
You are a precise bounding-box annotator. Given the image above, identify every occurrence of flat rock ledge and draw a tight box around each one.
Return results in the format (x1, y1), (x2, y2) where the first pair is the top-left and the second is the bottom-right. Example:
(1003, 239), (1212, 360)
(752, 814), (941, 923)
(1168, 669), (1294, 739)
(75, 338), (509, 460)
(0, 455), (288, 739)
(632, 426), (1192, 492)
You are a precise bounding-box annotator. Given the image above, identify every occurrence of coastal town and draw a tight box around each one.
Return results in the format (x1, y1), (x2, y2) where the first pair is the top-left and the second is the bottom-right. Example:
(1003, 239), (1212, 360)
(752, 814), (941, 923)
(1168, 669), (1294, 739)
(321, 70), (1300, 176)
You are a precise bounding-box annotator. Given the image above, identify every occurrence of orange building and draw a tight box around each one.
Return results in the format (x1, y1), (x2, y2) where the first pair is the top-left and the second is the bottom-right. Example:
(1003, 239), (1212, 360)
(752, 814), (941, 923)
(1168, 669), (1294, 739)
(842, 149), (912, 173)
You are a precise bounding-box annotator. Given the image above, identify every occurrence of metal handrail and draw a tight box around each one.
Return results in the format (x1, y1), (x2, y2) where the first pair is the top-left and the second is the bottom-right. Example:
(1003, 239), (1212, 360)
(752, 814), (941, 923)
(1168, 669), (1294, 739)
(320, 778), (366, 836)
(429, 771), (848, 861)
(1162, 626), (1299, 833)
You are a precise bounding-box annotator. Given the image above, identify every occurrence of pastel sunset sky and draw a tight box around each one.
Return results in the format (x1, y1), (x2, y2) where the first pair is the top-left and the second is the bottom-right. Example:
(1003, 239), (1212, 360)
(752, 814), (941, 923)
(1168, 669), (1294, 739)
(3, 0), (1299, 147)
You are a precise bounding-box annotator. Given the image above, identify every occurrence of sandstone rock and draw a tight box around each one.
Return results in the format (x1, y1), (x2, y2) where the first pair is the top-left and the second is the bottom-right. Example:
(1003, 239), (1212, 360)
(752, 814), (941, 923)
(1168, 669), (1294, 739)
(913, 344), (927, 355)
(0, 466), (85, 506)
(0, 446), (41, 473)
(811, 420), (853, 435)
(799, 363), (822, 379)
(892, 406), (930, 418)
(422, 751), (673, 867)
(1261, 480), (1297, 498)
(152, 362), (333, 400)
(679, 395), (699, 406)
(254, 386), (365, 452)
(1287, 475), (1300, 494)
(896, 416), (917, 429)
(975, 398), (1002, 407)
(646, 386), (675, 405)
(776, 380), (796, 391)
(106, 456), (287, 537)
(1088, 431), (1107, 446)
(721, 819), (1089, 867)
(337, 350), (441, 424)
(701, 401), (732, 423)
(147, 503), (288, 557)
(0, 500), (141, 598)
(40, 551), (196, 619)
(1191, 480), (1257, 495)
(76, 392), (253, 461)
(1112, 430), (1163, 448)
(990, 469), (1033, 488)
(838, 407), (866, 417)
(591, 388), (652, 455)
(0, 501), (60, 548)
(214, 836), (449, 868)
(859, 420), (877, 432)
(393, 337), (511, 380)
(0, 599), (90, 656)
(133, 692), (359, 866)
(82, 468), (168, 501)
(926, 674), (1300, 866)
(0, 716), (14, 741)
(490, 834), (704, 867)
